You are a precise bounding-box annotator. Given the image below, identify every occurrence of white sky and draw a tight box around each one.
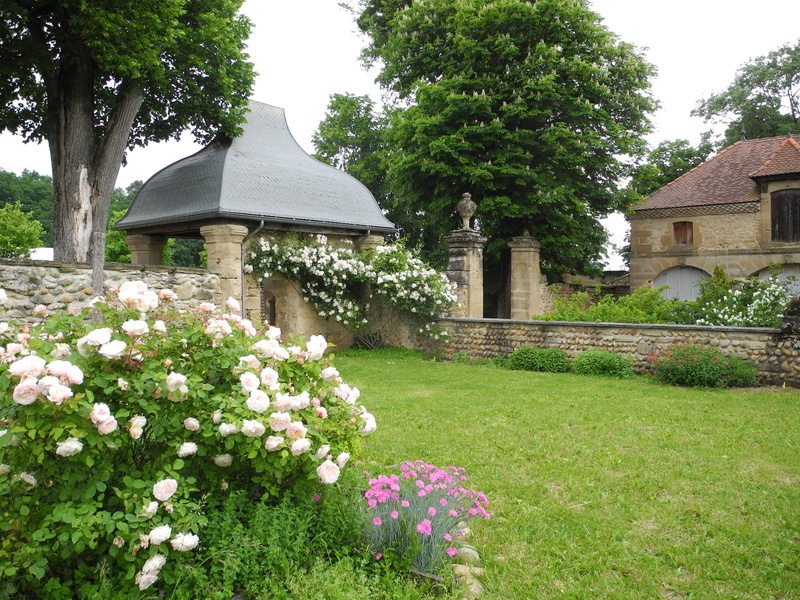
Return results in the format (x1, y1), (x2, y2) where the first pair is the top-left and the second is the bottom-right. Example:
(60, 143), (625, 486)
(1, 0), (798, 267)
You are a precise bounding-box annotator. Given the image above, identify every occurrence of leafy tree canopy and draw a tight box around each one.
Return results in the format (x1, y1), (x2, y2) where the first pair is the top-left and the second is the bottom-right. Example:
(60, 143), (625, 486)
(0, 0), (255, 284)
(629, 136), (714, 198)
(351, 0), (657, 283)
(0, 168), (53, 245)
(312, 93), (391, 204)
(0, 201), (43, 258)
(692, 39), (800, 148)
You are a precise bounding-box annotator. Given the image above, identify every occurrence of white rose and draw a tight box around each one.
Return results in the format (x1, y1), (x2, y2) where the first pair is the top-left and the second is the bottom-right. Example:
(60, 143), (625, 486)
(246, 390), (270, 413)
(46, 360), (72, 377)
(183, 417), (200, 431)
(90, 403), (112, 424)
(83, 327), (113, 346)
(320, 366), (339, 381)
(305, 335), (327, 361)
(55, 437), (83, 457)
(212, 409), (222, 424)
(265, 436), (284, 451)
(9, 355), (47, 378)
(272, 393), (293, 411)
(315, 444), (330, 460)
(291, 437), (311, 456)
(65, 365), (84, 385)
(46, 383), (73, 404)
(259, 367), (280, 389)
(213, 454), (233, 467)
(316, 460), (340, 485)
(135, 571), (159, 591)
(268, 411), (291, 432)
(0, 464), (10, 476)
(152, 478), (178, 502)
(148, 524), (172, 545)
(239, 371), (260, 393)
(122, 320), (149, 336)
(165, 372), (187, 392)
(18, 472), (37, 487)
(13, 380), (40, 405)
(360, 412), (377, 435)
(240, 419), (266, 437)
(170, 532), (200, 552)
(218, 423), (238, 437)
(286, 420), (307, 439)
(225, 297), (241, 312)
(140, 501), (159, 518)
(98, 339), (127, 360)
(336, 452), (351, 468)
(97, 416), (118, 435)
(239, 354), (261, 370)
(177, 442), (198, 457)
(141, 553), (167, 574)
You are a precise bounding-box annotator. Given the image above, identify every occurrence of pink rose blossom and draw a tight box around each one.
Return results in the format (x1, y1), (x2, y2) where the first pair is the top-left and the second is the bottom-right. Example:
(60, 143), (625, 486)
(336, 452), (350, 468)
(152, 478), (178, 501)
(239, 371), (259, 393)
(46, 360), (72, 377)
(239, 355), (261, 370)
(90, 403), (112, 425)
(320, 366), (339, 381)
(268, 411), (291, 432)
(98, 339), (127, 360)
(305, 335), (327, 361)
(122, 319), (149, 336)
(46, 383), (73, 404)
(65, 365), (83, 385)
(259, 367), (280, 389)
(225, 297), (240, 312)
(97, 416), (118, 434)
(316, 406), (328, 419)
(316, 459), (340, 484)
(265, 436), (284, 450)
(241, 419), (266, 437)
(246, 390), (270, 413)
(9, 355), (47, 378)
(360, 412), (377, 435)
(286, 420), (307, 439)
(197, 302), (215, 312)
(13, 379), (41, 405)
(272, 393), (294, 411)
(315, 444), (331, 460)
(291, 437), (311, 456)
(165, 372), (187, 392)
(183, 417), (200, 431)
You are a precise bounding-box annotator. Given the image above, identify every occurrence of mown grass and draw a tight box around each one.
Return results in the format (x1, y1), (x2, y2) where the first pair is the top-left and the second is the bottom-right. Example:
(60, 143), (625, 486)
(336, 348), (800, 600)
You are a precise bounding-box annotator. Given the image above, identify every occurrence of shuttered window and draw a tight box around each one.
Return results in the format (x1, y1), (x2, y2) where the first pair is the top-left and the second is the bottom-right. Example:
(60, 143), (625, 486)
(673, 221), (693, 245)
(771, 189), (800, 242)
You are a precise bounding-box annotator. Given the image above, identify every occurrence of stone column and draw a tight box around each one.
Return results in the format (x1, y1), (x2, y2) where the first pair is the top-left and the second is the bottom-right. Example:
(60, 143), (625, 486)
(200, 224), (249, 303)
(445, 230), (486, 318)
(125, 234), (168, 266)
(508, 231), (543, 320)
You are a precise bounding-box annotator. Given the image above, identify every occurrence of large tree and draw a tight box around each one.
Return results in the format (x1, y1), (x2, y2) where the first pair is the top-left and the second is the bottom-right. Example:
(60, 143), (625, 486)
(693, 39), (800, 148)
(629, 136), (714, 198)
(0, 0), (254, 287)
(353, 0), (657, 301)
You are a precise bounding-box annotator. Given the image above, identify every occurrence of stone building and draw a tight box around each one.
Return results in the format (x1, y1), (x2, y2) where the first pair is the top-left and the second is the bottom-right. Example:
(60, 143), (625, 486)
(114, 101), (395, 346)
(630, 134), (800, 299)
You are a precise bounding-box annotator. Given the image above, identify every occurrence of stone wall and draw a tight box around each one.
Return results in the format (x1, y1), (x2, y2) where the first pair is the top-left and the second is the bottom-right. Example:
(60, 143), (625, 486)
(429, 317), (800, 386)
(0, 259), (222, 319)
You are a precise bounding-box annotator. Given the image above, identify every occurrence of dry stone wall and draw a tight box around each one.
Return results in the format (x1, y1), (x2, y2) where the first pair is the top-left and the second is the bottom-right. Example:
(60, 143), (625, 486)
(0, 259), (222, 319)
(433, 317), (800, 386)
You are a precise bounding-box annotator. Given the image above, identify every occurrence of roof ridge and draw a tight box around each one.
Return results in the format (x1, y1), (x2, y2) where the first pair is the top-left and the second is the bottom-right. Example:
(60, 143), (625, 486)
(748, 135), (800, 178)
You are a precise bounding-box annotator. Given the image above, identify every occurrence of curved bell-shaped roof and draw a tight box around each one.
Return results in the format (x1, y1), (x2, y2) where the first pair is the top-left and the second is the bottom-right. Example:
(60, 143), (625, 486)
(114, 101), (395, 234)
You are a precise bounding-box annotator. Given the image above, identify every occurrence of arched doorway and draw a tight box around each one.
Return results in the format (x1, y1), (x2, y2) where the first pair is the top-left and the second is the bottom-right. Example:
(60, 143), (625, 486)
(754, 264), (800, 298)
(653, 266), (711, 301)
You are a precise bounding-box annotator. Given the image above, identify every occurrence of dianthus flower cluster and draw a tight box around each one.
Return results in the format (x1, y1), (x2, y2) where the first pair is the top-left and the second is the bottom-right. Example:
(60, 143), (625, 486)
(0, 281), (374, 594)
(246, 236), (458, 339)
(362, 461), (489, 574)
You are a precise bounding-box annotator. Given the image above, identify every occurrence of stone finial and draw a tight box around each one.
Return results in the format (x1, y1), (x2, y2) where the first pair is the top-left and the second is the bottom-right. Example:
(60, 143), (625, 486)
(457, 192), (476, 230)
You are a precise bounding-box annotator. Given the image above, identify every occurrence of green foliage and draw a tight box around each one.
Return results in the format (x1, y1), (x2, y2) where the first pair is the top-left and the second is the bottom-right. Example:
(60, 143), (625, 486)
(535, 285), (689, 324)
(692, 39), (800, 148)
(247, 236), (458, 340)
(104, 209), (133, 263)
(629, 136), (714, 197)
(505, 346), (569, 373)
(0, 169), (54, 246)
(313, 93), (391, 206)
(354, 0), (657, 279)
(651, 342), (758, 388)
(0, 201), (43, 258)
(570, 349), (634, 379)
(0, 282), (374, 597)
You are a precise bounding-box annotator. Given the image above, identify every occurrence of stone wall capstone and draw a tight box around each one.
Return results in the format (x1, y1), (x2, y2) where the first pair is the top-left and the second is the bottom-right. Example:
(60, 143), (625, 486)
(0, 259), (222, 319)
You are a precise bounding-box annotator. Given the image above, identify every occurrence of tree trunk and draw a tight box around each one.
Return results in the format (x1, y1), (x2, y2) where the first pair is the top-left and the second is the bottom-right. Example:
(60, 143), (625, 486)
(45, 42), (143, 292)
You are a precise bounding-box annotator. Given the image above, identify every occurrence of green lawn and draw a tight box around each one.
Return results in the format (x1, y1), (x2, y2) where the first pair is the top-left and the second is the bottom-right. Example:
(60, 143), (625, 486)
(336, 350), (800, 600)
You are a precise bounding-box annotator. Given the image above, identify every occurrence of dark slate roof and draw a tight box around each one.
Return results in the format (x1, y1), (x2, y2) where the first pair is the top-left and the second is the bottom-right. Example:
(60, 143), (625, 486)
(633, 134), (800, 212)
(114, 101), (395, 233)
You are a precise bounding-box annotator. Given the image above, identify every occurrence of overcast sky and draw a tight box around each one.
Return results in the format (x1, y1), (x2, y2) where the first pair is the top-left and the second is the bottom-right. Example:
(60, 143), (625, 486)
(1, 0), (797, 266)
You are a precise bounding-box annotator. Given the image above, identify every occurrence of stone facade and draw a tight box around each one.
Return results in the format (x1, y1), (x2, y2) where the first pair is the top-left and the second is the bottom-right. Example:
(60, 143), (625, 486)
(427, 317), (800, 386)
(0, 259), (221, 319)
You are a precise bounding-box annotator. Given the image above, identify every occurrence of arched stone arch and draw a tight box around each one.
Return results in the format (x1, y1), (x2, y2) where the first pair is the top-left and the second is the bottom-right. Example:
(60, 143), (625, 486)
(653, 266), (711, 301)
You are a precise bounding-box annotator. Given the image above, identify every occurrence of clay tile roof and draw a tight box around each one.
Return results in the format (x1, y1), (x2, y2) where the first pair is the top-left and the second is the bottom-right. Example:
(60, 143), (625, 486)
(114, 101), (395, 234)
(634, 134), (800, 212)
(748, 136), (800, 178)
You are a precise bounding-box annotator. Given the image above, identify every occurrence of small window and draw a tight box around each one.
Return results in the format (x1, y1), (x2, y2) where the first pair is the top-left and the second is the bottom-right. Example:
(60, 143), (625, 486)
(673, 221), (693, 246)
(771, 189), (800, 242)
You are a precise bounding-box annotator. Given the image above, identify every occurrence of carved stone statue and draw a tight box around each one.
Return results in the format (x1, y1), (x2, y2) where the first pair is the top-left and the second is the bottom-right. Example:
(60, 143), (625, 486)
(456, 192), (476, 230)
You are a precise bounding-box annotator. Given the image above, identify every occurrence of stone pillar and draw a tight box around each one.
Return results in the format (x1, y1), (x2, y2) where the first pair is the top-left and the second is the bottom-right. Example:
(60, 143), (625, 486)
(508, 231), (543, 320)
(125, 234), (168, 266)
(445, 230), (486, 318)
(200, 224), (249, 303)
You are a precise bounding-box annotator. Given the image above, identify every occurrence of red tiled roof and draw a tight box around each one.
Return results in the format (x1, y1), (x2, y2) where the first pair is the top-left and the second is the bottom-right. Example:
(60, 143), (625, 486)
(748, 136), (800, 178)
(634, 134), (800, 211)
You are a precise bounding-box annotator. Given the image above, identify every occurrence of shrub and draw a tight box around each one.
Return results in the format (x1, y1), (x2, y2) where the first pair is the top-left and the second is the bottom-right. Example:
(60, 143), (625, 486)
(361, 461), (489, 575)
(505, 346), (569, 373)
(533, 286), (688, 324)
(650, 342), (758, 388)
(0, 282), (375, 598)
(571, 349), (634, 379)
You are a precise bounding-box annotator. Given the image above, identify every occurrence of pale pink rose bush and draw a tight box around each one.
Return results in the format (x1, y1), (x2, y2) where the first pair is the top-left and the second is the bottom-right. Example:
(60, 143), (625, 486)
(0, 281), (375, 595)
(362, 461), (490, 574)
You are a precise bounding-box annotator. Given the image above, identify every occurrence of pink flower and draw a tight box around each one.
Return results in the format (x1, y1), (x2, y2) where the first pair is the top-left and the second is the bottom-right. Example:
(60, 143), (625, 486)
(428, 507), (437, 516)
(183, 417), (200, 431)
(390, 511), (399, 519)
(373, 517), (382, 526)
(316, 459), (340, 484)
(259, 367), (280, 389)
(305, 335), (327, 361)
(97, 416), (118, 434)
(291, 437), (311, 456)
(316, 406), (328, 419)
(197, 302), (215, 312)
(265, 436), (284, 450)
(416, 519), (432, 536)
(90, 403), (112, 425)
(286, 420), (307, 439)
(439, 498), (448, 506)
(46, 360), (72, 377)
(122, 319), (149, 336)
(65, 365), (83, 385)
(313, 494), (321, 502)
(401, 501), (410, 508)
(46, 383), (73, 404)
(376, 553), (382, 560)
(418, 490), (427, 497)
(241, 419), (266, 437)
(98, 339), (127, 360)
(225, 297), (240, 312)
(9, 355), (47, 378)
(449, 509), (458, 517)
(246, 390), (270, 413)
(446, 547), (458, 557)
(153, 478), (178, 501)
(443, 533), (452, 541)
(13, 380), (40, 405)
(166, 372), (187, 392)
(268, 411), (291, 432)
